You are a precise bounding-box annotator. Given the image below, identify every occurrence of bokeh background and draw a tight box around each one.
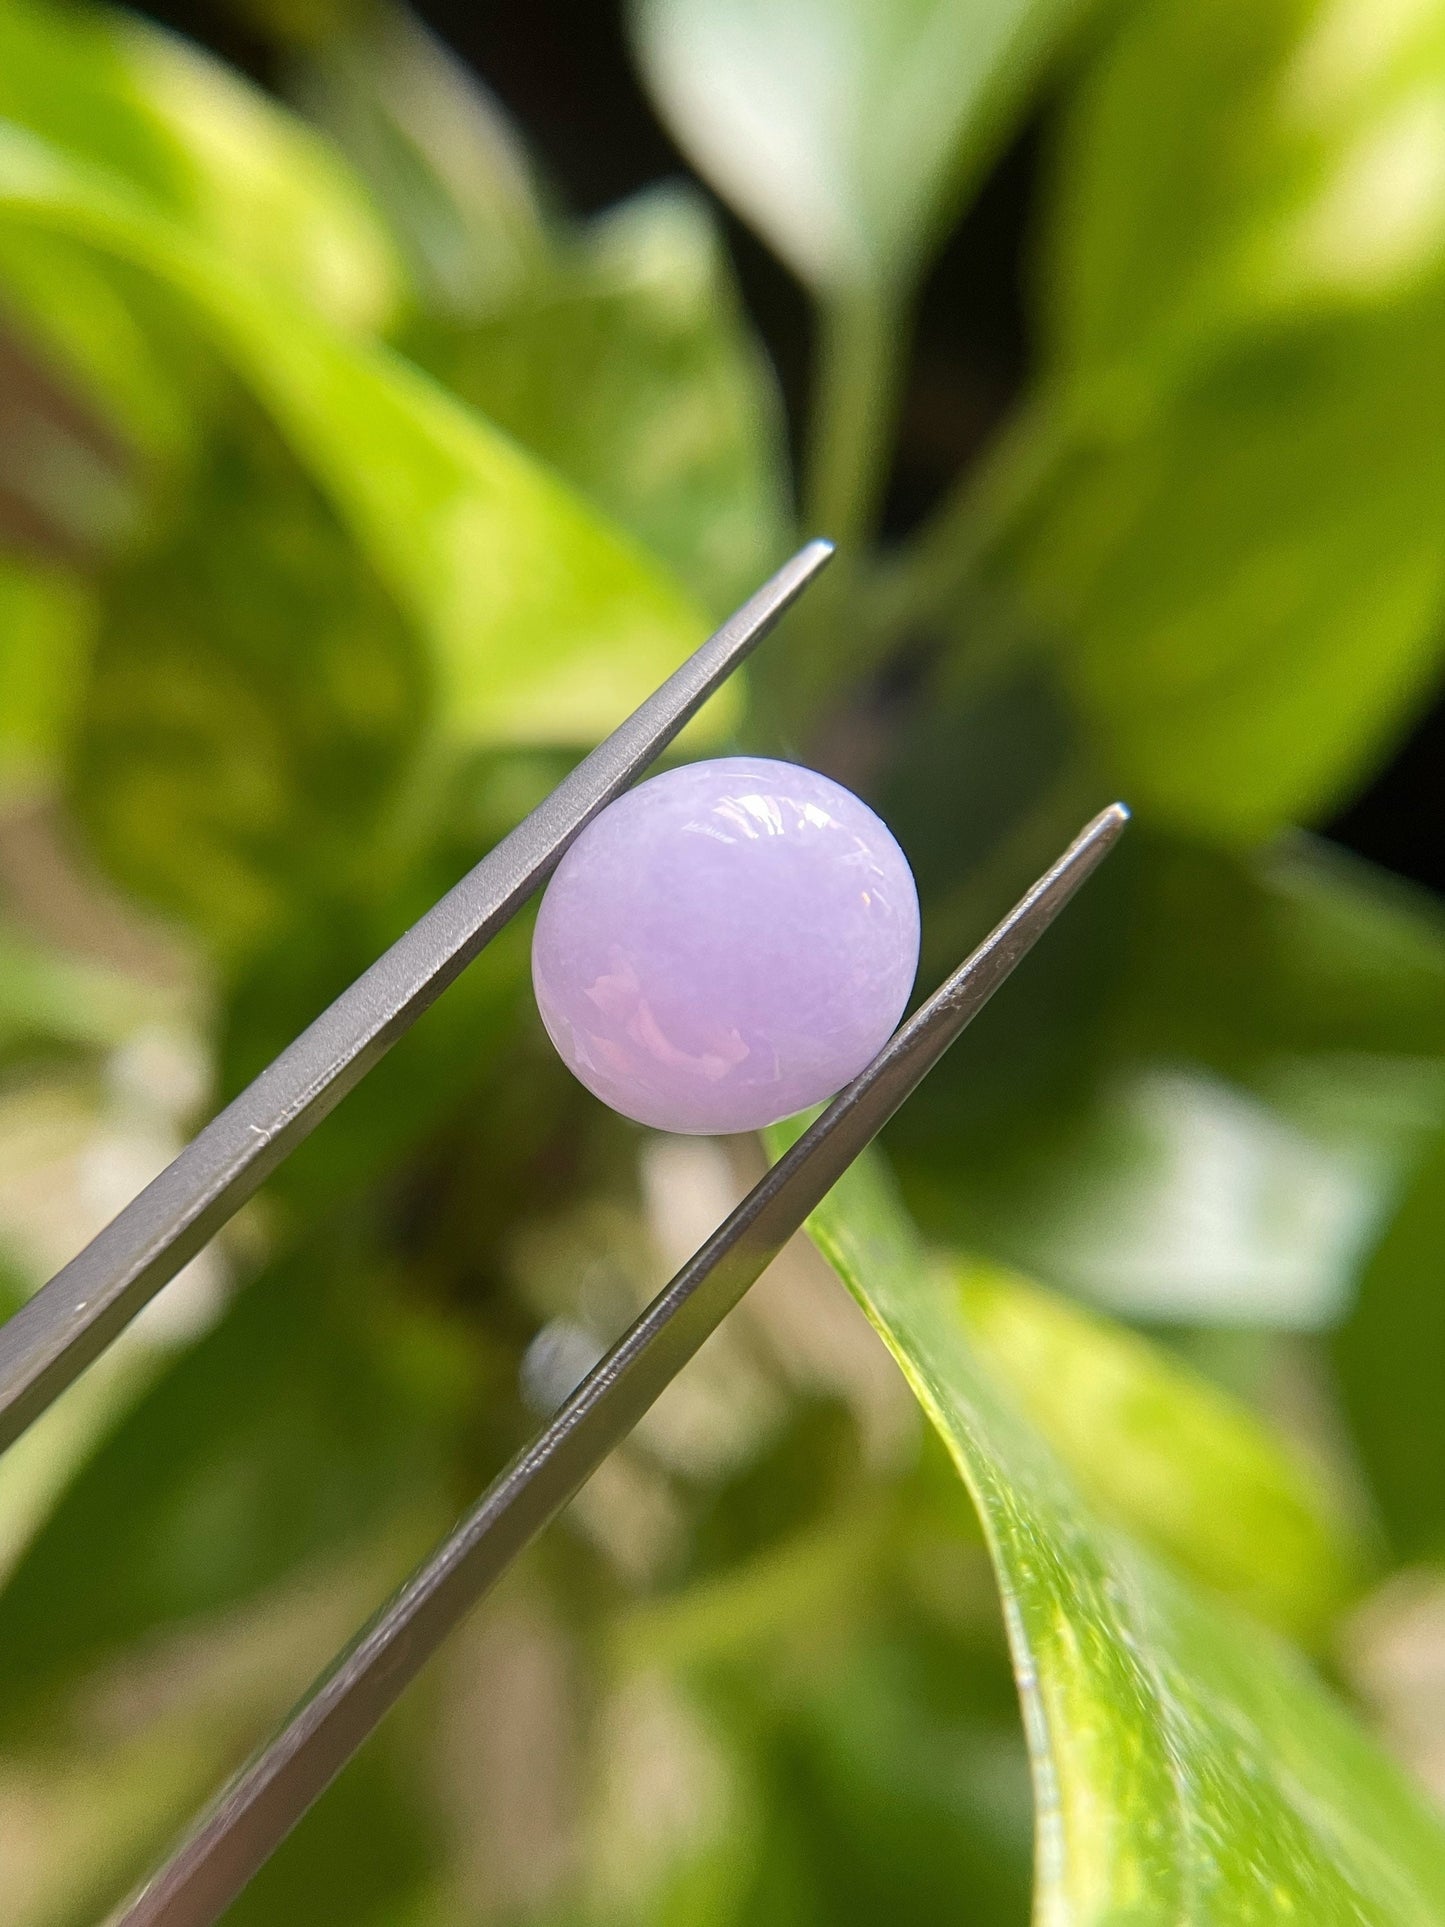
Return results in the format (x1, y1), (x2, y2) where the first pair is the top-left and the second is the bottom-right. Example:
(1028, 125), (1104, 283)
(4, 0), (1445, 1920)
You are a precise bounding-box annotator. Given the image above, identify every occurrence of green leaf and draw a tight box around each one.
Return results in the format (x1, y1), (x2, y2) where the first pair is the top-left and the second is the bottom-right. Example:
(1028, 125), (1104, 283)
(891, 827), (1445, 1331)
(0, 0), (400, 331)
(0, 557), (94, 803)
(0, 224), (198, 466)
(70, 405), (426, 962)
(305, 17), (790, 612)
(1115, 833), (1445, 1063)
(615, 1453), (1034, 1927)
(712, 1634), (1034, 1927)
(295, 3), (551, 319)
(0, 1243), (469, 1735)
(217, 898), (535, 1219)
(959, 1265), (1360, 1637)
(415, 186), (791, 613)
(995, 308), (1445, 838)
(1043, 0), (1445, 377)
(1336, 1124), (1445, 1564)
(0, 125), (719, 749)
(0, 0), (401, 480)
(989, 0), (1445, 837)
(766, 1132), (1445, 1919)
(630, 0), (1094, 293)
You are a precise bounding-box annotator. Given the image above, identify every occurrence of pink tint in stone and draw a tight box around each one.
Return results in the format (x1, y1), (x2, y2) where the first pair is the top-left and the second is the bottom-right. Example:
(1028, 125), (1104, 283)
(531, 757), (920, 1134)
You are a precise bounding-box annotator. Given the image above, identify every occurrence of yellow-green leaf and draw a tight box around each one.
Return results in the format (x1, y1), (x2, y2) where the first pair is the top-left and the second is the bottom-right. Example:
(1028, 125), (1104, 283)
(991, 0), (1445, 838)
(0, 0), (400, 331)
(0, 126), (718, 748)
(959, 1262), (1360, 1639)
(766, 1130), (1445, 1920)
(418, 186), (791, 614)
(0, 558), (94, 803)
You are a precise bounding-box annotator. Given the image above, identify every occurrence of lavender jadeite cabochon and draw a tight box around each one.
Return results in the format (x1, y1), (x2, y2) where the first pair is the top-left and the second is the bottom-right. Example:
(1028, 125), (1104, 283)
(531, 758), (921, 1134)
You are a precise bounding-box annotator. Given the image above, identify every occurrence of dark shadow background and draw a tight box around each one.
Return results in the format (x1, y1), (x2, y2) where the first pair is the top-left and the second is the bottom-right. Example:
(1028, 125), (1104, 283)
(130, 0), (1445, 899)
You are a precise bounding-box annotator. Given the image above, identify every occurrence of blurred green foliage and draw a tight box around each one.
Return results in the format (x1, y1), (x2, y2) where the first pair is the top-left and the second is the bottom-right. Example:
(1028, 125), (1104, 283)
(0, 0), (1444, 1920)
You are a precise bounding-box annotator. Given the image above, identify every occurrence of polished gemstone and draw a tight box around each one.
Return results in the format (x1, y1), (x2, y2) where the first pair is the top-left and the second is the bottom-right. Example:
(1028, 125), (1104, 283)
(531, 757), (920, 1133)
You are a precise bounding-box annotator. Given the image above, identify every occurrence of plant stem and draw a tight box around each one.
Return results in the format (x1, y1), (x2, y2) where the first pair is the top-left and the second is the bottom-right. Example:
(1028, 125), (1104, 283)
(803, 284), (905, 554)
(867, 384), (1071, 646)
(774, 380), (1074, 740)
(758, 283), (908, 738)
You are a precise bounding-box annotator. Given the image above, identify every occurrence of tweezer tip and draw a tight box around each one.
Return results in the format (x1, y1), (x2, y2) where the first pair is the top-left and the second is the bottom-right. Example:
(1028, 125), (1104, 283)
(1069, 802), (1130, 865)
(783, 536), (835, 584)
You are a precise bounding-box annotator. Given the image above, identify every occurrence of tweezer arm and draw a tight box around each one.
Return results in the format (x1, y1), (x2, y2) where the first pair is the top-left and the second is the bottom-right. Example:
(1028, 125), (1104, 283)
(0, 541), (833, 1456)
(113, 802), (1128, 1927)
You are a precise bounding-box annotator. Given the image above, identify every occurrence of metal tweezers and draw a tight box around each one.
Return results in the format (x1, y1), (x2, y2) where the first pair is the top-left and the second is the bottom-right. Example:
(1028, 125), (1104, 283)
(0, 539), (1126, 1926)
